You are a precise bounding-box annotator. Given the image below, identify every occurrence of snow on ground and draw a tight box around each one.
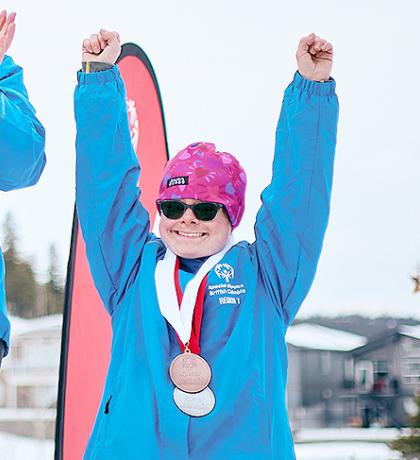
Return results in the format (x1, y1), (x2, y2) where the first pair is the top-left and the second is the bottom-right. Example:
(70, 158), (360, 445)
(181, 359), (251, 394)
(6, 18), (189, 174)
(294, 429), (403, 460)
(0, 428), (407, 459)
(294, 427), (402, 443)
(295, 441), (402, 460)
(8, 314), (63, 337)
(0, 431), (54, 460)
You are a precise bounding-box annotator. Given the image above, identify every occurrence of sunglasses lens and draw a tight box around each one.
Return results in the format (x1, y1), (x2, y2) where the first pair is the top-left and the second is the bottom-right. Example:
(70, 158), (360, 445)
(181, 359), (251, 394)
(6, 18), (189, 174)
(160, 201), (186, 219)
(193, 203), (220, 221)
(159, 200), (222, 221)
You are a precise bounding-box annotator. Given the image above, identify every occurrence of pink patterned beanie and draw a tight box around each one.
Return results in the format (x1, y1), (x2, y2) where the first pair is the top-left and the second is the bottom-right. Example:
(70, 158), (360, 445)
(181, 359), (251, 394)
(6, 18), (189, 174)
(157, 142), (247, 228)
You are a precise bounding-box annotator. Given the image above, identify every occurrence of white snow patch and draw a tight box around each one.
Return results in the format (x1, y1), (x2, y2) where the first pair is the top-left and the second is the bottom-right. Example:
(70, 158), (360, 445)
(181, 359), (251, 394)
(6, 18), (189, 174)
(0, 431), (54, 459)
(400, 324), (420, 341)
(0, 408), (56, 422)
(294, 428), (403, 460)
(286, 323), (367, 351)
(294, 427), (401, 443)
(8, 314), (63, 338)
(295, 441), (401, 460)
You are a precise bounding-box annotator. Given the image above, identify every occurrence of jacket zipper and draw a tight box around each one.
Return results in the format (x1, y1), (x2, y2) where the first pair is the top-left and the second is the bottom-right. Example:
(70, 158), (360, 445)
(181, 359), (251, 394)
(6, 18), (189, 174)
(104, 395), (112, 414)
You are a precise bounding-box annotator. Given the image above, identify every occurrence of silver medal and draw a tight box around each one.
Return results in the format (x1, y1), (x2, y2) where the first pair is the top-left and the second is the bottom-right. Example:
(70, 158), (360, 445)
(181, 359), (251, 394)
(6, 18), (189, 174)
(173, 386), (216, 417)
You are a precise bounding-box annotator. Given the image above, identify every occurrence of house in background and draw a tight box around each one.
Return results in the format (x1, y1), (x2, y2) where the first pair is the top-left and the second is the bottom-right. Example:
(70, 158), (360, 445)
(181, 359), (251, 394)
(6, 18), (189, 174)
(1, 312), (420, 437)
(286, 322), (367, 429)
(0, 315), (62, 438)
(342, 324), (420, 428)
(287, 318), (420, 430)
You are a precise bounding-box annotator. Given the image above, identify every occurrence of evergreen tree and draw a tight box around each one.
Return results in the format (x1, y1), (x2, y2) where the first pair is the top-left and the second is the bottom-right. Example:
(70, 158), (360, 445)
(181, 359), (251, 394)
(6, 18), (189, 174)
(3, 212), (39, 318)
(43, 243), (64, 315)
(390, 395), (420, 458)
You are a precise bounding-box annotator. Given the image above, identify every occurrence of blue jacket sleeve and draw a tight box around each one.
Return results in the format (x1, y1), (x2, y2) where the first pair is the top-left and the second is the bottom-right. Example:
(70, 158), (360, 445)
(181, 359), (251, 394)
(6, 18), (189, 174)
(0, 56), (46, 191)
(0, 254), (10, 357)
(252, 71), (339, 326)
(75, 67), (151, 315)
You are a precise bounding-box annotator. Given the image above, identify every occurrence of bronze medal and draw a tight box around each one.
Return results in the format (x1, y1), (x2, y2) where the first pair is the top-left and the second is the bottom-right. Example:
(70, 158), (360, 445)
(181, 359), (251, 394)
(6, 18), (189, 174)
(173, 387), (216, 417)
(169, 352), (211, 393)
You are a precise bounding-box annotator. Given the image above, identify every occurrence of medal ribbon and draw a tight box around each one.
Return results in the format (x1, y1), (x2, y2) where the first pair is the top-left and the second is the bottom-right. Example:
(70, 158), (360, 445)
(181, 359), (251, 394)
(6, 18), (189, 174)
(155, 236), (234, 346)
(174, 257), (207, 354)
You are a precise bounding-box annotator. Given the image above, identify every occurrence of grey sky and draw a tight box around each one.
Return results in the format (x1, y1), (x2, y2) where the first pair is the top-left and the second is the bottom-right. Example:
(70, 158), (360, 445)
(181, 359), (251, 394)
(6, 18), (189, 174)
(1, 0), (419, 319)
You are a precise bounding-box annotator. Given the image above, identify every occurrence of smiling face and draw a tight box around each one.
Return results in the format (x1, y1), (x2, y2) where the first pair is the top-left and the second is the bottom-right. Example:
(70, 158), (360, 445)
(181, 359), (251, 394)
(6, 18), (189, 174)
(159, 198), (232, 258)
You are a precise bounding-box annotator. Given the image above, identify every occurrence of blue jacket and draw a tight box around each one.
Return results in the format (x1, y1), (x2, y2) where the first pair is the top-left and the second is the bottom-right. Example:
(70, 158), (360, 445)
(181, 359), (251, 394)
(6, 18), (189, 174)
(0, 56), (46, 356)
(75, 67), (338, 459)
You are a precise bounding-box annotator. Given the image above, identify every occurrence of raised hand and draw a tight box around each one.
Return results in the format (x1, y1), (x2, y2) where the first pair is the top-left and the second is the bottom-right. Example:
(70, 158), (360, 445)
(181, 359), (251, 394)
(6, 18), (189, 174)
(296, 33), (333, 82)
(82, 29), (121, 66)
(0, 10), (16, 65)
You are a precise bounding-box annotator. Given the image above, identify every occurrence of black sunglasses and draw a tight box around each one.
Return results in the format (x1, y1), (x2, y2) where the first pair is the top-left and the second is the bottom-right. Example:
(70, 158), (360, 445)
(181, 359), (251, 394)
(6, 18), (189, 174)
(157, 200), (225, 221)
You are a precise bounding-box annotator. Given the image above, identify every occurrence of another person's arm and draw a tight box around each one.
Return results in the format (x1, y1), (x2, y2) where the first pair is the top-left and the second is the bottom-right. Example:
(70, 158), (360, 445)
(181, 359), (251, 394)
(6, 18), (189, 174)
(0, 255), (10, 366)
(253, 33), (339, 326)
(0, 11), (45, 367)
(0, 11), (46, 191)
(75, 30), (151, 315)
(0, 341), (5, 366)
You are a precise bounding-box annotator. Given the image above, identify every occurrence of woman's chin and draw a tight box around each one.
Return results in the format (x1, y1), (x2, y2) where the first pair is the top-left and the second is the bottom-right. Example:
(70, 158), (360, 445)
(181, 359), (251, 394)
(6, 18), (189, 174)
(161, 232), (230, 259)
(169, 244), (208, 259)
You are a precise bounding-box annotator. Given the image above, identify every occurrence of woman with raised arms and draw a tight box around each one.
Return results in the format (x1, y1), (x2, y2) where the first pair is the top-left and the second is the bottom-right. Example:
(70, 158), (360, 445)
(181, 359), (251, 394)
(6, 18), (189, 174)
(76, 28), (338, 459)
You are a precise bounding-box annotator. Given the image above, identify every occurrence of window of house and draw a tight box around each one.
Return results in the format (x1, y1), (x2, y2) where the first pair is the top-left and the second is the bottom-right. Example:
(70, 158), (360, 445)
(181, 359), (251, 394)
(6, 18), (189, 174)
(10, 344), (21, 360)
(373, 360), (389, 375)
(403, 338), (420, 354)
(0, 384), (5, 407)
(403, 358), (420, 384)
(320, 352), (331, 376)
(344, 358), (354, 381)
(17, 385), (32, 408)
(355, 360), (374, 391)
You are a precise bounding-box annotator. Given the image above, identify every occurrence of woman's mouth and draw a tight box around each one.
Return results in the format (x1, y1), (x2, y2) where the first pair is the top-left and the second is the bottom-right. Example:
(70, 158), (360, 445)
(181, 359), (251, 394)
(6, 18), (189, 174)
(173, 230), (206, 239)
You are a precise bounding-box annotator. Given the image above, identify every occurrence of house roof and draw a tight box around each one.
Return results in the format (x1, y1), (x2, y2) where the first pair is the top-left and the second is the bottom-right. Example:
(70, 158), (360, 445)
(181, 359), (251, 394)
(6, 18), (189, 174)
(398, 324), (420, 341)
(350, 324), (420, 357)
(295, 315), (420, 340)
(286, 323), (367, 351)
(9, 314), (63, 338)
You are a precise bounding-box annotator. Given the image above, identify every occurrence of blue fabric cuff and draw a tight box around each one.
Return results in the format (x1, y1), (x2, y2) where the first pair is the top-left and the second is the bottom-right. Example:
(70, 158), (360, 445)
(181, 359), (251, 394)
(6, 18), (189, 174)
(0, 55), (23, 82)
(77, 65), (121, 85)
(292, 71), (336, 96)
(0, 307), (10, 357)
(0, 339), (5, 359)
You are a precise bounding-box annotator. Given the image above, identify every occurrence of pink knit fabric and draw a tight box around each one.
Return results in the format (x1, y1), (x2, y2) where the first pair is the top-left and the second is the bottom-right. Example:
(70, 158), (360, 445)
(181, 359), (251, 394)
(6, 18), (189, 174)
(157, 142), (247, 228)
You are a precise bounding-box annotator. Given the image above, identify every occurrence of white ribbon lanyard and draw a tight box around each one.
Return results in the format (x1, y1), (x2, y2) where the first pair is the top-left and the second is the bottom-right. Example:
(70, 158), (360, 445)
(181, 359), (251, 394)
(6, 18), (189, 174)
(155, 237), (234, 345)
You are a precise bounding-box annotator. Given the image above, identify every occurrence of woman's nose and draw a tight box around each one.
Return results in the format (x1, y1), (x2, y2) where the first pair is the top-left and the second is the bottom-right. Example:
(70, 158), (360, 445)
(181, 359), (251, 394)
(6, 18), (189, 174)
(180, 208), (198, 224)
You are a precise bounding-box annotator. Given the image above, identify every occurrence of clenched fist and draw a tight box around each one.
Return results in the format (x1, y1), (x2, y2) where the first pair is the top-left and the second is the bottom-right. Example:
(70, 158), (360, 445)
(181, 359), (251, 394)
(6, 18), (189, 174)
(82, 29), (121, 65)
(0, 10), (16, 65)
(296, 33), (333, 82)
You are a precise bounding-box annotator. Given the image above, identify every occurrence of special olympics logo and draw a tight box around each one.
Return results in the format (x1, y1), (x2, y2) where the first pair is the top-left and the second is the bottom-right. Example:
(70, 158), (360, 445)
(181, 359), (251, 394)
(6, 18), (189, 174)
(126, 98), (139, 151)
(215, 263), (234, 282)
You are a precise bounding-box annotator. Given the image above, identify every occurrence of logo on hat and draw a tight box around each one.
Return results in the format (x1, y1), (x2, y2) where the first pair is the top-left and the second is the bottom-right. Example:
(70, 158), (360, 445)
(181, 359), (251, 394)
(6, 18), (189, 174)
(167, 176), (189, 188)
(215, 263), (234, 282)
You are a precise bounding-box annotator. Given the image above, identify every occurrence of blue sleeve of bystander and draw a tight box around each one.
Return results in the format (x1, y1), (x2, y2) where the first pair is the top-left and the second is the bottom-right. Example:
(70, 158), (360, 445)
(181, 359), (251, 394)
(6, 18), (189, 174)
(0, 55), (46, 191)
(0, 254), (10, 358)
